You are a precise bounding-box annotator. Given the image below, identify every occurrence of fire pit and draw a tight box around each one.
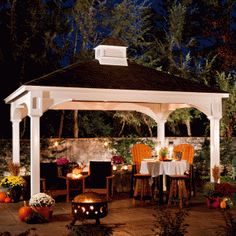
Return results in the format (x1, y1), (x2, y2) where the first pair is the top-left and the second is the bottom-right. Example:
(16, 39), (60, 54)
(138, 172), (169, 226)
(71, 192), (108, 225)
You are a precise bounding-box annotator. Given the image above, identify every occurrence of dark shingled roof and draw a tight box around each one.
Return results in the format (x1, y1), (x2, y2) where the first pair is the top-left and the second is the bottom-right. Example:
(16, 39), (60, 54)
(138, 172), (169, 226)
(25, 60), (225, 94)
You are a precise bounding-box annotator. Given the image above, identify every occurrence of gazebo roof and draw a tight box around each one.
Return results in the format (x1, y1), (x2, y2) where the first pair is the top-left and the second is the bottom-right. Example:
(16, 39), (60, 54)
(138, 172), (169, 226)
(25, 59), (225, 94)
(4, 39), (229, 196)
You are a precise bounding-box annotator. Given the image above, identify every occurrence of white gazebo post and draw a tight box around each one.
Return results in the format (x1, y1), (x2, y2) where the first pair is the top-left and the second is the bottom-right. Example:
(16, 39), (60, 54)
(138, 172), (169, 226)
(11, 119), (21, 164)
(209, 116), (221, 182)
(30, 115), (41, 195)
(157, 119), (167, 147)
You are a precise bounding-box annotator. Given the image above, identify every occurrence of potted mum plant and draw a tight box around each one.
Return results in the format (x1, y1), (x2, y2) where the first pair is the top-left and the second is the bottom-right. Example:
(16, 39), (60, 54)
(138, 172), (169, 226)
(0, 160), (26, 202)
(29, 193), (55, 221)
(0, 176), (25, 202)
(204, 182), (235, 209)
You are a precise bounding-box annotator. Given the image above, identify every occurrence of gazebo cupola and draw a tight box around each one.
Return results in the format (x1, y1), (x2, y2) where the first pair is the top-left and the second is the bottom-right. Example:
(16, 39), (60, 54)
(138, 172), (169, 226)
(94, 38), (128, 66)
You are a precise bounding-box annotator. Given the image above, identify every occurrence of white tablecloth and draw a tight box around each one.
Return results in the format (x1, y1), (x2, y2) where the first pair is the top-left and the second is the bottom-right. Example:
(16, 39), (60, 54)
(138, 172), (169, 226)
(140, 160), (189, 189)
(140, 160), (189, 177)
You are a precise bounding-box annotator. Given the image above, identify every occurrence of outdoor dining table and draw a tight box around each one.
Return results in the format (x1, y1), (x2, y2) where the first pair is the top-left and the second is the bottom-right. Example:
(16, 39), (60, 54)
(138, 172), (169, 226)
(139, 159), (189, 204)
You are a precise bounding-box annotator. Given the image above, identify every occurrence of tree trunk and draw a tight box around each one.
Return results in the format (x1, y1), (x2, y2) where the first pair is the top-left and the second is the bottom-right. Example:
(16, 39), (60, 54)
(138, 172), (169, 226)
(58, 110), (65, 138)
(73, 110), (79, 138)
(142, 115), (153, 137)
(185, 119), (191, 136)
(118, 121), (125, 136)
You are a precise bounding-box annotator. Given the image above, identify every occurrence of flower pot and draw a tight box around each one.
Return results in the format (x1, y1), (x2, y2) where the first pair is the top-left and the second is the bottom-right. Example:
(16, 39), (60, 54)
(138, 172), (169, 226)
(7, 186), (23, 203)
(206, 197), (220, 208)
(32, 206), (53, 221)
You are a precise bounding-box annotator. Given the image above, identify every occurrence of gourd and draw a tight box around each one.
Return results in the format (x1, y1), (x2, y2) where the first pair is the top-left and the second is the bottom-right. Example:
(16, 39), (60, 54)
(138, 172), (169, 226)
(0, 192), (7, 202)
(18, 201), (33, 222)
(220, 200), (226, 209)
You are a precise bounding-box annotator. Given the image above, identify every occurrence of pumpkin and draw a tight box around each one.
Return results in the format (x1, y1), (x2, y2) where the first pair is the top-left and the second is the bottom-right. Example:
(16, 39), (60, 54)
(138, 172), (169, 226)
(18, 201), (33, 222)
(4, 197), (12, 203)
(0, 191), (7, 202)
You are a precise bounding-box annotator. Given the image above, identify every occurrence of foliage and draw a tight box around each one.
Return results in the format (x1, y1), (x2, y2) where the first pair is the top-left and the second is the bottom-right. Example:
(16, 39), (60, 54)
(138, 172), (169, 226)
(109, 137), (155, 164)
(67, 223), (114, 236)
(29, 193), (55, 207)
(7, 160), (20, 176)
(159, 147), (169, 157)
(152, 207), (189, 236)
(216, 72), (236, 137)
(0, 228), (39, 236)
(113, 111), (156, 137)
(203, 182), (235, 199)
(0, 176), (25, 188)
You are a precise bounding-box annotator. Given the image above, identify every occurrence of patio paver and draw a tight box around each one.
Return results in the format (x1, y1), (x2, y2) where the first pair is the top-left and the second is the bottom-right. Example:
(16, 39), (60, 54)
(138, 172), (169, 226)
(0, 192), (235, 236)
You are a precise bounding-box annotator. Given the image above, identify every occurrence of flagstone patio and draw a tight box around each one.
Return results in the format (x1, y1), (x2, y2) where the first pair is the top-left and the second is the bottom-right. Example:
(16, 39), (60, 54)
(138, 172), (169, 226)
(0, 191), (235, 236)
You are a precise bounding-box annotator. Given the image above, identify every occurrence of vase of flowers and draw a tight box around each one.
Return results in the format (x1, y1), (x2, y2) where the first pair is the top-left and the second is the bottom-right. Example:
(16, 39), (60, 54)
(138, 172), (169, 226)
(29, 193), (55, 221)
(111, 156), (125, 170)
(0, 175), (25, 202)
(56, 157), (69, 176)
(159, 147), (169, 161)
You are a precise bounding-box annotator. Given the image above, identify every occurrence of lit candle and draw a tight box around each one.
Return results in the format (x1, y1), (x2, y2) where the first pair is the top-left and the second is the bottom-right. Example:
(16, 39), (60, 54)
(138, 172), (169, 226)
(123, 165), (128, 170)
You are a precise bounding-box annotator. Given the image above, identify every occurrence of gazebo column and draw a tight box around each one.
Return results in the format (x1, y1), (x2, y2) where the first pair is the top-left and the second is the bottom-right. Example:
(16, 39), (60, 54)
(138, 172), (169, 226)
(209, 116), (221, 182)
(11, 119), (21, 164)
(157, 119), (167, 147)
(30, 115), (41, 196)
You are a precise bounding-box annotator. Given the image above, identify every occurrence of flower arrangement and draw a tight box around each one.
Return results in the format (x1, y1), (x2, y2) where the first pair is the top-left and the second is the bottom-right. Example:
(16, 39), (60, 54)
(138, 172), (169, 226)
(55, 157), (69, 166)
(111, 155), (124, 165)
(29, 193), (55, 207)
(159, 147), (169, 158)
(0, 175), (25, 189)
(204, 182), (234, 199)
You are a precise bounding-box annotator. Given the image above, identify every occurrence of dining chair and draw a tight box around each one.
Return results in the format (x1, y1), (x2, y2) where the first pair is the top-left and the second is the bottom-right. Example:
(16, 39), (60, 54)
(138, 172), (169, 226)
(131, 143), (153, 205)
(82, 161), (114, 201)
(168, 143), (195, 208)
(173, 143), (195, 197)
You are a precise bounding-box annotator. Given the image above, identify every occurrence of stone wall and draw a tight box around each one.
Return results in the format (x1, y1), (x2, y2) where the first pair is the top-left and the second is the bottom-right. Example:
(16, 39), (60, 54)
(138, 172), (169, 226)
(0, 137), (235, 176)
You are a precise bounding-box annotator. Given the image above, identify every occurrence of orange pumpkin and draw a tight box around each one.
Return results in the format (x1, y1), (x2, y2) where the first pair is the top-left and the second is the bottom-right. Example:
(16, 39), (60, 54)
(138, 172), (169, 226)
(4, 197), (12, 203)
(0, 192), (7, 202)
(18, 201), (33, 222)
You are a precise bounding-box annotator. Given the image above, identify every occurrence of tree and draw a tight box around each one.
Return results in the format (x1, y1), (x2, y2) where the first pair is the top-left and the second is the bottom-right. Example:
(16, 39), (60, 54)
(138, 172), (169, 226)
(216, 72), (236, 137)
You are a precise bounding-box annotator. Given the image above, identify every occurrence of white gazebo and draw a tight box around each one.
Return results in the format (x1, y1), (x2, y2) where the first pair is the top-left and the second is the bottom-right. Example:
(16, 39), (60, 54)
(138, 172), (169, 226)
(4, 38), (229, 196)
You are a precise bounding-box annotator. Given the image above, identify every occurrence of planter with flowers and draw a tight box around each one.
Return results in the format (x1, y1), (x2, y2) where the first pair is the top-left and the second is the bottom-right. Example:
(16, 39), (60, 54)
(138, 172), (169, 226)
(0, 175), (25, 202)
(203, 182), (235, 209)
(158, 147), (169, 161)
(29, 193), (55, 221)
(56, 156), (69, 176)
(111, 155), (125, 170)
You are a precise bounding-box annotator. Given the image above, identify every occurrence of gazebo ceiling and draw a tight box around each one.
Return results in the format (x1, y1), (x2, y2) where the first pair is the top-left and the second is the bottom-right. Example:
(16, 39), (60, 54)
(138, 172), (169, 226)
(24, 59), (225, 94)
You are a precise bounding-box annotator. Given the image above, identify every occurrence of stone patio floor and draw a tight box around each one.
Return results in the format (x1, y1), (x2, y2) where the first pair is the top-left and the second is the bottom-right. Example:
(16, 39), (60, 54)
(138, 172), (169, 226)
(0, 192), (236, 236)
